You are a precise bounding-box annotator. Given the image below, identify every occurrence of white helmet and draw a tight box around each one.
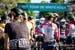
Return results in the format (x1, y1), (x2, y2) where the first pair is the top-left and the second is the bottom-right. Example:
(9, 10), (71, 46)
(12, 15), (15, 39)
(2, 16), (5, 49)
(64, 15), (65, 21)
(40, 17), (45, 23)
(60, 18), (66, 22)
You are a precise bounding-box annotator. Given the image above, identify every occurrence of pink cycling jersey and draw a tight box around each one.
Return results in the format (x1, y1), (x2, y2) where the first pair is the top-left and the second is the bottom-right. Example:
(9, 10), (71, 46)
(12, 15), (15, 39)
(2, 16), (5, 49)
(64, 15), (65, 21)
(35, 21), (58, 41)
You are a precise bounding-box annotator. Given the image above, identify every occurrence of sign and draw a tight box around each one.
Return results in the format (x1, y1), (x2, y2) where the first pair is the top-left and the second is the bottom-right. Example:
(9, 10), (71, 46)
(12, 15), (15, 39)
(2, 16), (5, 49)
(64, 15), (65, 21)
(17, 3), (68, 12)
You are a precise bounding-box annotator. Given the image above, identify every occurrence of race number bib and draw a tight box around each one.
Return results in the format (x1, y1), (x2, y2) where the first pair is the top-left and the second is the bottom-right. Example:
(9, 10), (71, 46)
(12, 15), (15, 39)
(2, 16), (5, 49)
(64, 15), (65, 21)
(9, 38), (30, 49)
(18, 38), (29, 48)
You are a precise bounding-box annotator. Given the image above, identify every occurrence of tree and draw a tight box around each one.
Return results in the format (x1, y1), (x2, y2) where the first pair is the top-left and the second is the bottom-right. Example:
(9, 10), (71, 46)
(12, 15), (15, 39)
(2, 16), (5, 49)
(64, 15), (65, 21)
(50, 0), (64, 3)
(0, 0), (33, 15)
(26, 11), (35, 17)
(39, 11), (50, 18)
(0, 0), (35, 17)
(0, 0), (30, 3)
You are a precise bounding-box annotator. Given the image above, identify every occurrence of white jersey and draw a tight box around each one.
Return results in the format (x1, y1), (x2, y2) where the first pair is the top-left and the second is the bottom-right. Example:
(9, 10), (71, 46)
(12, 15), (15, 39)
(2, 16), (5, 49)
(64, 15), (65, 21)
(41, 22), (57, 41)
(68, 24), (75, 37)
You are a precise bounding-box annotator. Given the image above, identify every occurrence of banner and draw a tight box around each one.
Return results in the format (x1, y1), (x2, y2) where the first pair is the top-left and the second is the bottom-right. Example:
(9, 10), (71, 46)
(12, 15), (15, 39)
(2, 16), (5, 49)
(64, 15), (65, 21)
(17, 3), (68, 12)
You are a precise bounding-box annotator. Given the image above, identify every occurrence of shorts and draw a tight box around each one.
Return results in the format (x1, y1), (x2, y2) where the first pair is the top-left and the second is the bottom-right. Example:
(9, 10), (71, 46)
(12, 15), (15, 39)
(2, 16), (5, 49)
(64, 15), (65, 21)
(42, 40), (57, 50)
(66, 36), (75, 44)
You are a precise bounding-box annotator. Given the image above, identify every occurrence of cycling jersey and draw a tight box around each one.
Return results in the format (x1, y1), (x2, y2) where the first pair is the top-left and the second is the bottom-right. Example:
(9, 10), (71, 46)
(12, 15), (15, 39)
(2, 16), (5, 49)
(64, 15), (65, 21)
(36, 21), (58, 41)
(68, 23), (75, 37)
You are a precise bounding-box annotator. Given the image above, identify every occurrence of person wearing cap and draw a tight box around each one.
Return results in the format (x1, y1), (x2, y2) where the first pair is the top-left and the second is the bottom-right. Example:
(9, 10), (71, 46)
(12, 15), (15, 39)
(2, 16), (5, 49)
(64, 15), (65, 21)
(4, 8), (31, 50)
(36, 14), (59, 50)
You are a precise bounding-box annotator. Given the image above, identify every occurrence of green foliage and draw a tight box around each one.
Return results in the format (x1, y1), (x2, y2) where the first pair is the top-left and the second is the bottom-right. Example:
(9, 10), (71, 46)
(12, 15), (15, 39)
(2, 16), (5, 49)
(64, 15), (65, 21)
(0, 10), (5, 15)
(0, 0), (30, 3)
(50, 0), (64, 3)
(25, 11), (35, 17)
(39, 11), (49, 17)
(0, 0), (31, 15)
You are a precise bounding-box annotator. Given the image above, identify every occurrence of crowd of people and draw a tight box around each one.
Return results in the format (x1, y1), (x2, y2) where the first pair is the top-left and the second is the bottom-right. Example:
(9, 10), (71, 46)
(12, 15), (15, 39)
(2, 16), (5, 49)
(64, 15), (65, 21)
(0, 7), (75, 50)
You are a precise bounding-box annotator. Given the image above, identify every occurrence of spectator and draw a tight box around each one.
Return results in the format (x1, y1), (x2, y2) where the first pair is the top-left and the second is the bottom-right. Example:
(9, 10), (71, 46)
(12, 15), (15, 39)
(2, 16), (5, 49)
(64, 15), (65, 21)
(22, 13), (34, 43)
(5, 8), (31, 50)
(0, 15), (9, 50)
(28, 16), (36, 38)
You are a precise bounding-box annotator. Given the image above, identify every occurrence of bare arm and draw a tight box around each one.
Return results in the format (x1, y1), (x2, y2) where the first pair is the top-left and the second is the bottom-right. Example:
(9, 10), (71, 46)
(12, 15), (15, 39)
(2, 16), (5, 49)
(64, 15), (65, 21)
(3, 34), (9, 50)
